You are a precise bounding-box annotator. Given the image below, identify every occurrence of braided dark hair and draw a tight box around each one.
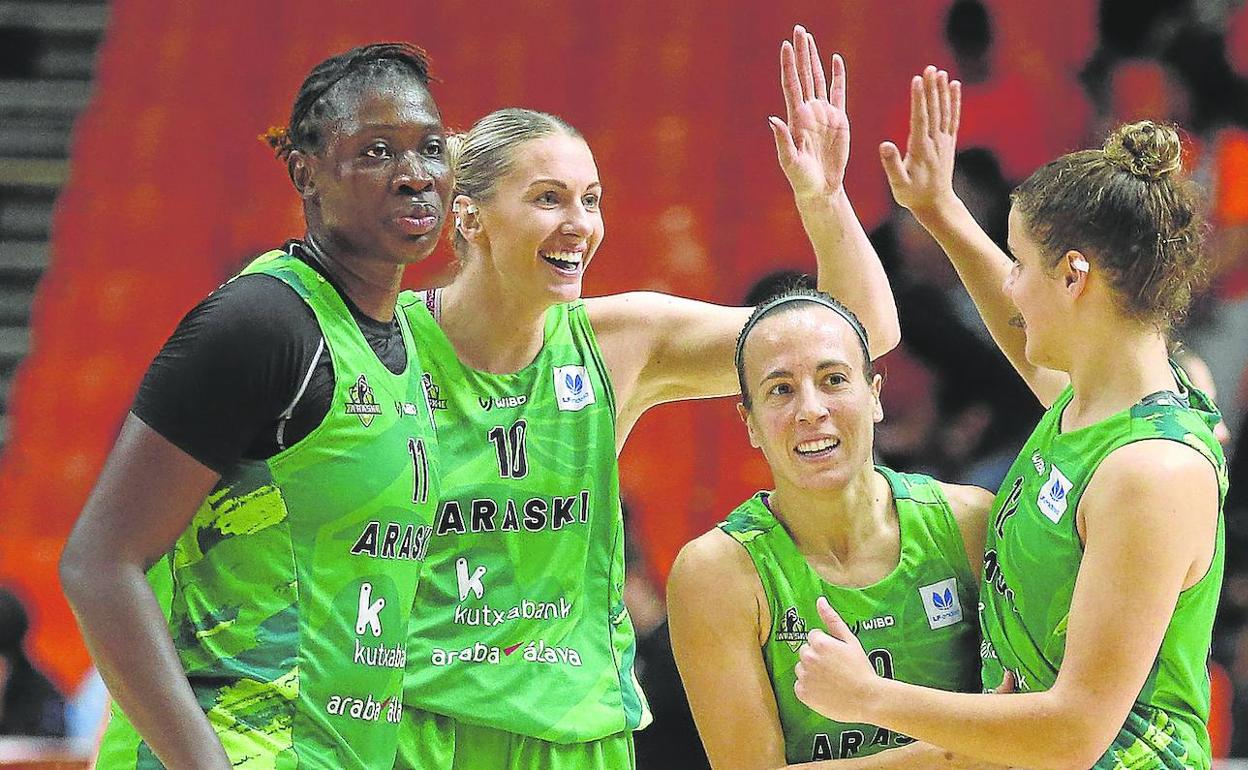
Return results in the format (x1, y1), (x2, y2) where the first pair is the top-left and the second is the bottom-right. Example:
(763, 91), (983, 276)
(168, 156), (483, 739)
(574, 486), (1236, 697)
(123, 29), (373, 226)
(262, 42), (434, 160)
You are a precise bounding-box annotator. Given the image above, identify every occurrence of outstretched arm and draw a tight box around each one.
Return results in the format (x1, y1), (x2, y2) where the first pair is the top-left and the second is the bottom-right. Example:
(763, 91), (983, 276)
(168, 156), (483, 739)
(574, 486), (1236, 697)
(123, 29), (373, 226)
(773, 26), (899, 360)
(588, 27), (897, 432)
(881, 67), (1067, 406)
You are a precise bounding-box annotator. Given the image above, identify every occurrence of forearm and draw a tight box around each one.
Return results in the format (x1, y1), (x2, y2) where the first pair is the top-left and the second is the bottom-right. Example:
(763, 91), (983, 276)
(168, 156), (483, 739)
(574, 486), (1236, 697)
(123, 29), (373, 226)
(910, 196), (1066, 404)
(62, 555), (229, 769)
(799, 190), (900, 358)
(785, 741), (1005, 770)
(865, 679), (1103, 770)
(911, 199), (1020, 357)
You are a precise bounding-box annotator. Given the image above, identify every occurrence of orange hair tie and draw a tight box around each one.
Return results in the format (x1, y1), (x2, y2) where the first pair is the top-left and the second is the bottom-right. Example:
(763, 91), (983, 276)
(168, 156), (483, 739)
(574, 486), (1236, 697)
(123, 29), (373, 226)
(259, 125), (295, 160)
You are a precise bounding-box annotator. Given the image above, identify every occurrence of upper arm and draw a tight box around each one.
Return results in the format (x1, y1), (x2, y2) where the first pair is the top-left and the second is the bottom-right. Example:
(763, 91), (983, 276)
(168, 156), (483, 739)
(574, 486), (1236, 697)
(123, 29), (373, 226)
(586, 292), (750, 418)
(62, 413), (222, 577)
(134, 274), (318, 472)
(937, 482), (995, 581)
(1050, 440), (1219, 748)
(667, 530), (788, 770)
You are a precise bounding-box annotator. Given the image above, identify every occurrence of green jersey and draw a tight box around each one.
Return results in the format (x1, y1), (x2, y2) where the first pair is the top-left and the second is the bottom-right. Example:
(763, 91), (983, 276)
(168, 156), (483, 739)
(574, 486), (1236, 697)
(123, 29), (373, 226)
(96, 251), (439, 769)
(979, 366), (1226, 770)
(396, 294), (649, 744)
(720, 468), (981, 763)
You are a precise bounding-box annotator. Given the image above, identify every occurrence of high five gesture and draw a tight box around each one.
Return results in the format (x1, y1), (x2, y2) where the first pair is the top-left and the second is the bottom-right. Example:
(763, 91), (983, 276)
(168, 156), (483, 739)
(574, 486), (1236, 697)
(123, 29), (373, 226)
(772, 25), (850, 201)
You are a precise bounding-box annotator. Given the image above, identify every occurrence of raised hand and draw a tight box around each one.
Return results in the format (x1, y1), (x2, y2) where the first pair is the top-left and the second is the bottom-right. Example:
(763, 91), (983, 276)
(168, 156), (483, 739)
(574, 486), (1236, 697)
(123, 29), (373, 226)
(879, 65), (961, 217)
(793, 596), (878, 723)
(771, 25), (850, 201)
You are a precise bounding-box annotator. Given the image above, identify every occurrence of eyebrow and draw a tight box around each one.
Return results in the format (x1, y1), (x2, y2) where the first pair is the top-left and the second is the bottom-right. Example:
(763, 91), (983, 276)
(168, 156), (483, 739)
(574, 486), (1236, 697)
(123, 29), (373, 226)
(758, 359), (851, 385)
(525, 179), (602, 191)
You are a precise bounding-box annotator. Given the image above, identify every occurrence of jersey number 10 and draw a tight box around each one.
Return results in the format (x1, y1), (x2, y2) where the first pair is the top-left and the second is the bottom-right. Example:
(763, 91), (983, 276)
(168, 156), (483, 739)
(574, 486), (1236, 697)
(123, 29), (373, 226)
(488, 420), (529, 479)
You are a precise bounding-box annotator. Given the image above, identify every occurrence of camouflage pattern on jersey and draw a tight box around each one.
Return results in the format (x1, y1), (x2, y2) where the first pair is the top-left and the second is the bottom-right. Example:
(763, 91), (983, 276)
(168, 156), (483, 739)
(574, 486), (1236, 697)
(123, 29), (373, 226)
(95, 250), (439, 769)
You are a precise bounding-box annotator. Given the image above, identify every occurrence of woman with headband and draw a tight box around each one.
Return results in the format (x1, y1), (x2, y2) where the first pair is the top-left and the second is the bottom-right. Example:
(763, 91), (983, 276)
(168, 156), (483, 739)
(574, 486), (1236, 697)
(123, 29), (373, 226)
(61, 43), (448, 769)
(393, 26), (900, 770)
(794, 68), (1225, 770)
(668, 287), (1000, 768)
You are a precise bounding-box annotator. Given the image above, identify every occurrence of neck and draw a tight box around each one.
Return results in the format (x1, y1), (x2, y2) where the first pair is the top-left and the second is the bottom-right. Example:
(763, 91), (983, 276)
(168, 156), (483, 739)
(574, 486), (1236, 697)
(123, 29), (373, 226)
(305, 232), (404, 322)
(439, 254), (551, 373)
(1062, 322), (1174, 431)
(769, 465), (892, 561)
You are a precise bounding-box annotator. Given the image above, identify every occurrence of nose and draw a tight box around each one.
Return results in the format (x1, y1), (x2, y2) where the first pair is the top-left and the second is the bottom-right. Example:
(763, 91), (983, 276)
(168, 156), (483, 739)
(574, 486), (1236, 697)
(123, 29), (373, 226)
(392, 150), (434, 195)
(794, 381), (829, 425)
(561, 201), (593, 237)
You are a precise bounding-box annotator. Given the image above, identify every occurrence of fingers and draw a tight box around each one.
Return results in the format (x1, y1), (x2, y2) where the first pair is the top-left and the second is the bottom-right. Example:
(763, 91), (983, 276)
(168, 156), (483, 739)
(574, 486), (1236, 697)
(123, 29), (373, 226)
(909, 75), (927, 144)
(937, 69), (952, 132)
(815, 596), (854, 640)
(995, 669), (1017, 695)
(807, 31), (828, 100)
(793, 25), (815, 101)
(829, 53), (845, 111)
(950, 79), (962, 138)
(769, 116), (796, 167)
(780, 40), (800, 120)
(924, 65), (941, 136)
(879, 141), (908, 193)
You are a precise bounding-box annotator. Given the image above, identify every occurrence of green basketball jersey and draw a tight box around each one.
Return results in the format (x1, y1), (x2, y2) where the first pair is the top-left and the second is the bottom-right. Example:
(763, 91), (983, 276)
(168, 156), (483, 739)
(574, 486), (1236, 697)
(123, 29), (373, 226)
(979, 365), (1226, 770)
(720, 467), (981, 763)
(396, 293), (650, 744)
(96, 250), (439, 769)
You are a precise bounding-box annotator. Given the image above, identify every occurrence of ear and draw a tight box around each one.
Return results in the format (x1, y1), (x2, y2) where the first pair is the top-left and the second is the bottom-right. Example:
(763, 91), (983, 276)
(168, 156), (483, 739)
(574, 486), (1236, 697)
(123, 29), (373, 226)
(870, 373), (884, 424)
(737, 402), (761, 449)
(454, 194), (482, 241)
(288, 150), (317, 201)
(1062, 249), (1089, 296)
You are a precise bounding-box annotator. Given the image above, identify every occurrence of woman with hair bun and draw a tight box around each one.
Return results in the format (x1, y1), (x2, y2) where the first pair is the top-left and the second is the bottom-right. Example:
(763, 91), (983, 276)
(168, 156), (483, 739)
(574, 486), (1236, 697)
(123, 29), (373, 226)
(794, 67), (1226, 770)
(62, 43), (450, 769)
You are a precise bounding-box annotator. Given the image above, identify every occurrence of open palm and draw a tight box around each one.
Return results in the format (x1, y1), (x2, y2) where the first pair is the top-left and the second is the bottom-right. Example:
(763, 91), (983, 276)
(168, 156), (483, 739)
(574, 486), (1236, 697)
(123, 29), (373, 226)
(771, 26), (849, 201)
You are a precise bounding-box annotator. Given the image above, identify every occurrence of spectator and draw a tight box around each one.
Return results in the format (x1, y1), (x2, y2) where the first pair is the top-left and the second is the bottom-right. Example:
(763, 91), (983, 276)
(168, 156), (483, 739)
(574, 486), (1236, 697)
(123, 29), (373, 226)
(0, 588), (66, 737)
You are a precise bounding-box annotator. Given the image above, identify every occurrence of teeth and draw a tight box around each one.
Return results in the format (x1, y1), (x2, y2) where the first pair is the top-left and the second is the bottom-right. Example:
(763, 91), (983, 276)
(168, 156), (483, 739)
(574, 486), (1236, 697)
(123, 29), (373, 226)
(543, 250), (583, 265)
(796, 438), (838, 454)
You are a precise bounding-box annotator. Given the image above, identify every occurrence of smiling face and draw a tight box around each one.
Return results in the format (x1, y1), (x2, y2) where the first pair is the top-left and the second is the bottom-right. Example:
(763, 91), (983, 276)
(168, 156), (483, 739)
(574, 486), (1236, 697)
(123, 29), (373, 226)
(1004, 205), (1073, 370)
(470, 133), (604, 304)
(298, 75), (451, 265)
(738, 304), (882, 493)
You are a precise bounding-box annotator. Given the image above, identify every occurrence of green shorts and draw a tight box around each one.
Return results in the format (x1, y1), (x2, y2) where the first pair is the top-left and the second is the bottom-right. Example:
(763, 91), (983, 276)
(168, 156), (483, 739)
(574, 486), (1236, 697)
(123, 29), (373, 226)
(395, 709), (636, 770)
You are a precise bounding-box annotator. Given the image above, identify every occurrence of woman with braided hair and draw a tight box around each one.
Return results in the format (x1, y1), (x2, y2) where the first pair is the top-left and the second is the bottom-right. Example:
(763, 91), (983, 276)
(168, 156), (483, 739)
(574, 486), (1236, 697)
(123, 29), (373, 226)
(61, 42), (450, 769)
(794, 67), (1226, 770)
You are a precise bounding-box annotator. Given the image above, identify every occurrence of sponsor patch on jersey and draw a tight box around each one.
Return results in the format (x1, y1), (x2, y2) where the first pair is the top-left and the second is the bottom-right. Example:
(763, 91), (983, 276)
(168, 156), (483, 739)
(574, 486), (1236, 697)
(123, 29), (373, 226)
(422, 373), (447, 412)
(479, 394), (528, 411)
(1036, 465), (1072, 523)
(1031, 451), (1045, 475)
(552, 365), (595, 411)
(775, 605), (808, 651)
(919, 577), (963, 630)
(344, 374), (383, 427)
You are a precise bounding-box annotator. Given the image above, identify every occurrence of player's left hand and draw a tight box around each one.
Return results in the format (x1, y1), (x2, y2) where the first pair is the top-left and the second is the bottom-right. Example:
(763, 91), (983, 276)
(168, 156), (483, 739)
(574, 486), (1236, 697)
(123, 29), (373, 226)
(771, 25), (849, 202)
(793, 596), (878, 722)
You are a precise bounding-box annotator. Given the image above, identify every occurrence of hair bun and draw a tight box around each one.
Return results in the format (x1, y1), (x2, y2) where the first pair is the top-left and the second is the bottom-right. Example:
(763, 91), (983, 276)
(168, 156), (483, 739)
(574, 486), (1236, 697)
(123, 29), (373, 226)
(1104, 120), (1183, 181)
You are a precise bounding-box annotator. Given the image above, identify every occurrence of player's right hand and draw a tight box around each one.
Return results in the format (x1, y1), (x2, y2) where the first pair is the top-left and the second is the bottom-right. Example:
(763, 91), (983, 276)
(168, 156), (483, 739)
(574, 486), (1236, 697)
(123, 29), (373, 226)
(879, 65), (961, 220)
